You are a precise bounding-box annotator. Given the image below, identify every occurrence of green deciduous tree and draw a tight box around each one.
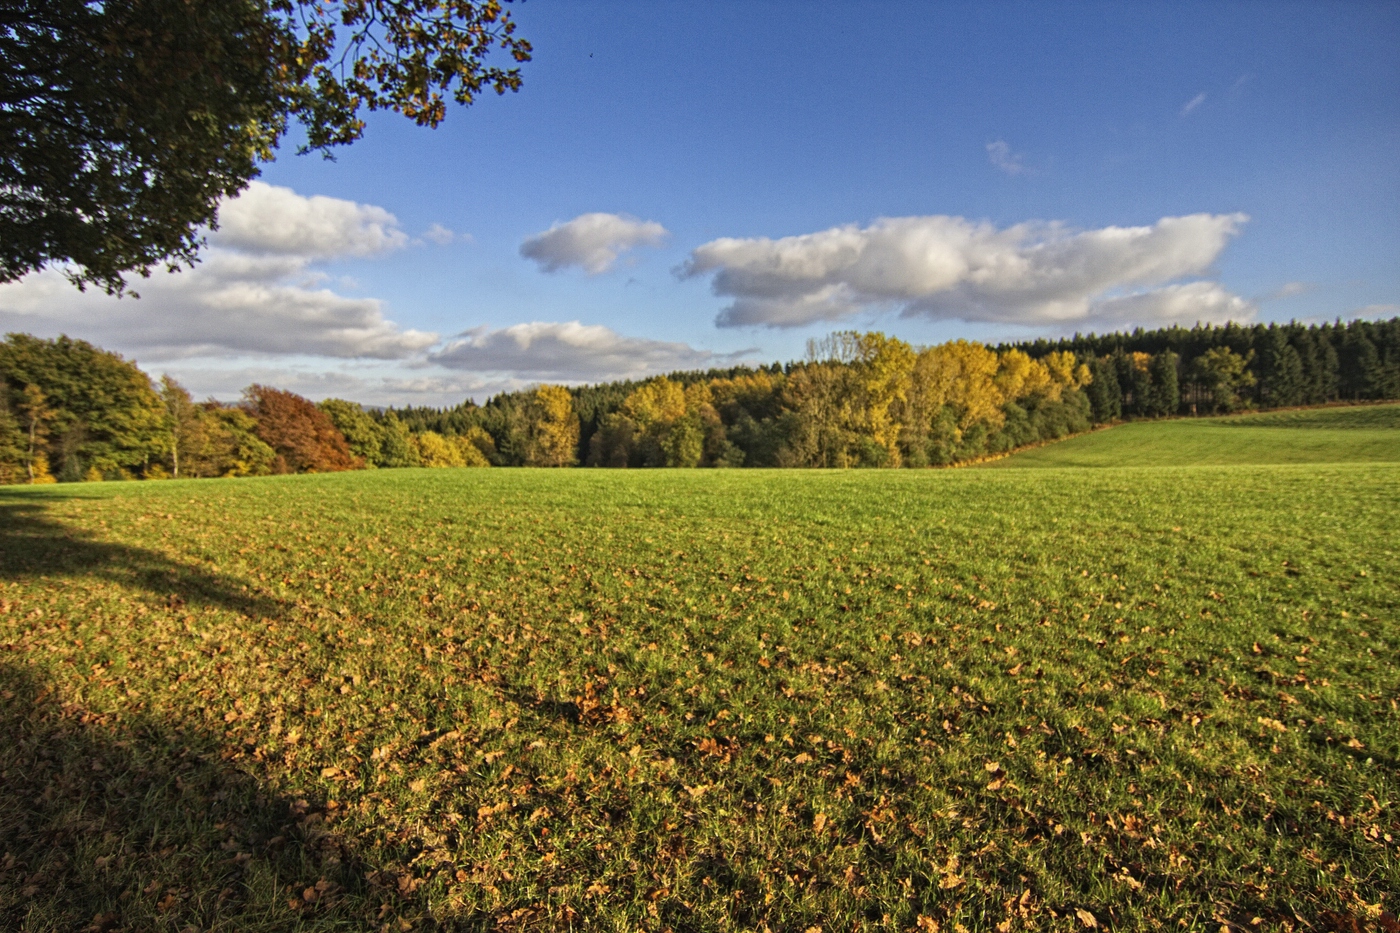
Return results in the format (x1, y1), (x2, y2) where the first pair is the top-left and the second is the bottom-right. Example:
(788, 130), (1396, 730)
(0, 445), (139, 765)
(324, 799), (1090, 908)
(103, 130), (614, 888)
(1189, 346), (1255, 414)
(158, 375), (202, 478)
(319, 398), (386, 466)
(15, 383), (55, 482)
(377, 412), (422, 467)
(199, 406), (277, 477)
(0, 333), (165, 479)
(1, 0), (530, 294)
(0, 390), (25, 483)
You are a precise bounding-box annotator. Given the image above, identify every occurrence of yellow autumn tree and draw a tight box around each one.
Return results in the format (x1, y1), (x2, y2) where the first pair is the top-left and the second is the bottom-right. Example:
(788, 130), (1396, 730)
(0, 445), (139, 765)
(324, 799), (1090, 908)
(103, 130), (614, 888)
(858, 332), (915, 466)
(524, 384), (578, 467)
(924, 340), (1004, 428)
(1042, 350), (1092, 394)
(995, 349), (1056, 402)
(786, 331), (914, 467)
(414, 430), (466, 467)
(609, 377), (709, 467)
(622, 377), (687, 428)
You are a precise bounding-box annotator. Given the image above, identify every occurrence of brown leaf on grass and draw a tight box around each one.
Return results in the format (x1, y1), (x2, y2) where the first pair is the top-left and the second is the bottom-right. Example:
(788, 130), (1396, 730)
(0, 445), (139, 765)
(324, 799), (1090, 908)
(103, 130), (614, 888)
(813, 812), (828, 834)
(1075, 908), (1098, 928)
(477, 800), (511, 821)
(82, 913), (118, 933)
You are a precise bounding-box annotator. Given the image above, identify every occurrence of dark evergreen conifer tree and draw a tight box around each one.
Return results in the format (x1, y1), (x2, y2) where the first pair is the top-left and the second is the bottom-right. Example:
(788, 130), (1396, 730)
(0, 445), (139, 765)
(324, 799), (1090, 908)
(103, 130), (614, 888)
(1341, 328), (1382, 399)
(1084, 357), (1122, 422)
(1146, 352), (1180, 416)
(1261, 327), (1306, 407)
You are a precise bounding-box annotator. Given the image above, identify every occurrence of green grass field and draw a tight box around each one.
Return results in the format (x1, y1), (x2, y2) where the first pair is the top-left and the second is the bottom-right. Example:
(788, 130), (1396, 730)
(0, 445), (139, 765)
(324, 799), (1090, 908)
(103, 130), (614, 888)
(1, 408), (1397, 932)
(986, 402), (1400, 469)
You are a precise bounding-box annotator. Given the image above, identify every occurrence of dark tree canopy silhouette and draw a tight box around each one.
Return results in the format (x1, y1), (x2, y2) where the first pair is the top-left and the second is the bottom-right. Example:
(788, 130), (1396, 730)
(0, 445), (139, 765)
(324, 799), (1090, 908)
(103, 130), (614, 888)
(0, 0), (530, 294)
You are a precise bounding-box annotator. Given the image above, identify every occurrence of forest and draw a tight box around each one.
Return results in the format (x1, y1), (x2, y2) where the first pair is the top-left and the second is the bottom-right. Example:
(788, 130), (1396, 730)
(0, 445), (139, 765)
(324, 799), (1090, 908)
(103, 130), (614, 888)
(1, 317), (1397, 483)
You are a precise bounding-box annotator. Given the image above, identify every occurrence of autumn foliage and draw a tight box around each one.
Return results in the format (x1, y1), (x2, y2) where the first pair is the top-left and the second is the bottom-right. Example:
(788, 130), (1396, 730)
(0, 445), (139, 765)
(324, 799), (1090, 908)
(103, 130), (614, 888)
(243, 385), (361, 474)
(3, 317), (1399, 484)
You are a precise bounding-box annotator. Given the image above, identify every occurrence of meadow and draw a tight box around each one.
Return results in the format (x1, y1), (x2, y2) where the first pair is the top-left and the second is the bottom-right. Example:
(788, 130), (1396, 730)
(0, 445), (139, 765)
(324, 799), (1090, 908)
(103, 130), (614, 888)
(1, 406), (1397, 932)
(986, 403), (1400, 469)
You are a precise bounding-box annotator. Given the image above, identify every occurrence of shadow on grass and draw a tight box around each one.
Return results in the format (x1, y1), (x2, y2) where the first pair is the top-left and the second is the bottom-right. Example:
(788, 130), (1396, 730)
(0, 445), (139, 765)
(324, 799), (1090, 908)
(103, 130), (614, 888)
(0, 495), (464, 930)
(0, 661), (446, 932)
(0, 494), (280, 622)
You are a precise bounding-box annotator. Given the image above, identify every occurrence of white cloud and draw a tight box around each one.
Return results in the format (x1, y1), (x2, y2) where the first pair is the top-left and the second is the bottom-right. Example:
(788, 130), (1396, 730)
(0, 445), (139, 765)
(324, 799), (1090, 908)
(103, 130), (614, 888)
(681, 212), (1251, 330)
(986, 140), (1030, 176)
(431, 321), (753, 382)
(1087, 281), (1254, 328)
(0, 183), (435, 360)
(1263, 281), (1313, 301)
(151, 362), (505, 408)
(212, 181), (408, 257)
(422, 223), (457, 245)
(520, 213), (669, 274)
(1180, 92), (1207, 117)
(1355, 303), (1400, 319)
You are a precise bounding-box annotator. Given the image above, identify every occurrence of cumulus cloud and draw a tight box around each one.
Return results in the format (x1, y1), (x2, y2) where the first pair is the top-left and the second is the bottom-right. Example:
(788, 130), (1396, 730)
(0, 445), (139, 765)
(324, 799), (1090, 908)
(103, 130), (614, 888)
(681, 212), (1251, 330)
(152, 362), (506, 408)
(212, 181), (409, 257)
(986, 140), (1030, 176)
(520, 213), (668, 274)
(431, 321), (752, 382)
(1180, 92), (1207, 117)
(0, 182), (435, 360)
(1087, 281), (1254, 327)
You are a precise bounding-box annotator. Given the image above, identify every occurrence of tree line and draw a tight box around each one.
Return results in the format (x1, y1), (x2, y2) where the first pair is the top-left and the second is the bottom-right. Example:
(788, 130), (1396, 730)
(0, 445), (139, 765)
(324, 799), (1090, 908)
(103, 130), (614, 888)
(1, 317), (1396, 483)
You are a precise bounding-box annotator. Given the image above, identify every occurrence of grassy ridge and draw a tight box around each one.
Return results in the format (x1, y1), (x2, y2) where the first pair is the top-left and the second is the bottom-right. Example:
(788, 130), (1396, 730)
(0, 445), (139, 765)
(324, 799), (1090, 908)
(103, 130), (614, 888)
(986, 402), (1400, 469)
(0, 424), (1397, 931)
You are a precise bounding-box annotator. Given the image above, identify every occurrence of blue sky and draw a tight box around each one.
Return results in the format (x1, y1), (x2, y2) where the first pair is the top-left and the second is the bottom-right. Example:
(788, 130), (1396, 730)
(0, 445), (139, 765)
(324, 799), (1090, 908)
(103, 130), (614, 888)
(3, 1), (1397, 404)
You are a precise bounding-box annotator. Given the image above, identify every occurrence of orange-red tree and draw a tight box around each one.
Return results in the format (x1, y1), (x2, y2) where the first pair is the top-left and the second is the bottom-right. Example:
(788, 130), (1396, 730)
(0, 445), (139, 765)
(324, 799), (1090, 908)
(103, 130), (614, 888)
(243, 385), (361, 474)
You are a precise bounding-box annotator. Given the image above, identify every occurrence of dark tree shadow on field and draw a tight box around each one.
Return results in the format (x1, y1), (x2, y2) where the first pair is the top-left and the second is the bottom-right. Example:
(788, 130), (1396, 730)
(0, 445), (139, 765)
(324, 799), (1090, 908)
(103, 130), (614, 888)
(0, 661), (462, 932)
(0, 494), (492, 931)
(0, 493), (280, 621)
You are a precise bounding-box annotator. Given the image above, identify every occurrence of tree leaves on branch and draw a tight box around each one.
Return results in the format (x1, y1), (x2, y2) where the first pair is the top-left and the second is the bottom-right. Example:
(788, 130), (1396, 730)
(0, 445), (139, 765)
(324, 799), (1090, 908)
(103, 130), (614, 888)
(0, 0), (530, 294)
